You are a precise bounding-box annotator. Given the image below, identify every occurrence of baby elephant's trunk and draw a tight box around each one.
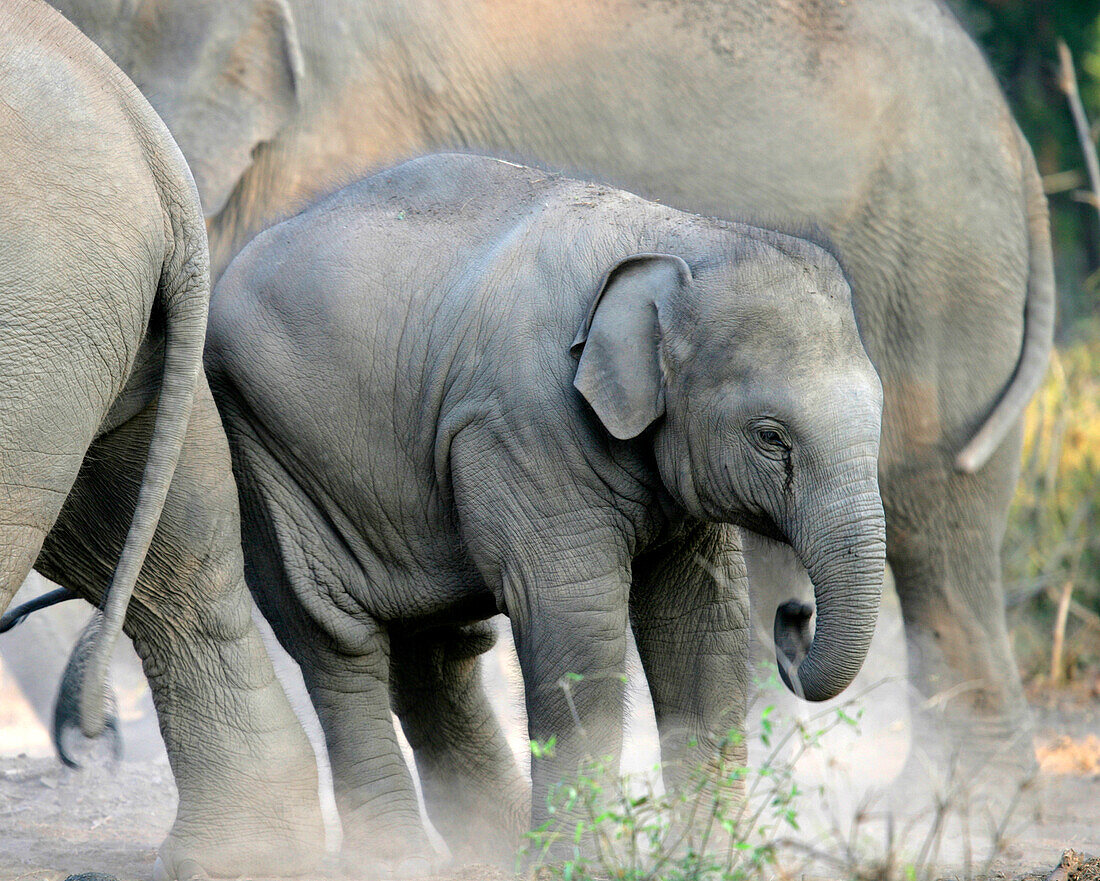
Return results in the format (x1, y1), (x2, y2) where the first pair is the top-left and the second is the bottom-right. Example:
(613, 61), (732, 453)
(775, 480), (886, 702)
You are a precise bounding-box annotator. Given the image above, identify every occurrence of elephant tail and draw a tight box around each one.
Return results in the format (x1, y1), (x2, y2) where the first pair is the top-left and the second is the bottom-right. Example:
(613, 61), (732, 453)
(0, 587), (77, 633)
(954, 125), (1056, 474)
(77, 143), (211, 740)
(56, 613), (124, 768)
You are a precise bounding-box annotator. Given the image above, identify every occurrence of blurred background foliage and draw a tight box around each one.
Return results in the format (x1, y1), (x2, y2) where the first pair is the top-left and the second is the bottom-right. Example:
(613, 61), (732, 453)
(1005, 323), (1099, 682)
(948, 1), (1100, 682)
(950, 0), (1100, 329)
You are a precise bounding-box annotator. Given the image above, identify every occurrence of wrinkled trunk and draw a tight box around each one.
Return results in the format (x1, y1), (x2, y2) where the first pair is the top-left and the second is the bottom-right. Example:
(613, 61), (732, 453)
(774, 481), (886, 702)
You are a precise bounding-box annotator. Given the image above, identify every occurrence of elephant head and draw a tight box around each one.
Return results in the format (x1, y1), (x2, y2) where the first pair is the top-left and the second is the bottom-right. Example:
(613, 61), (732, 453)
(49, 0), (304, 219)
(572, 236), (885, 702)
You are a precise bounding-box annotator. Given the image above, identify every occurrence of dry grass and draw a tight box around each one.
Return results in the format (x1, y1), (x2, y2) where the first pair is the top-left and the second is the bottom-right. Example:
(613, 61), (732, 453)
(1004, 322), (1100, 683)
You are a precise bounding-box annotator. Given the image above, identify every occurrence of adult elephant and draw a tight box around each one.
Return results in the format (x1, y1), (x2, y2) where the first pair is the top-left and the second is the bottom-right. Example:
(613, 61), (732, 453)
(0, 2), (323, 878)
(47, 0), (1051, 773)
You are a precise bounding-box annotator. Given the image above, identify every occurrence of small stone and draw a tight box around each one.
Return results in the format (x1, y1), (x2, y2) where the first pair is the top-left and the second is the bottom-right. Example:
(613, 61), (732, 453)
(64, 875), (121, 881)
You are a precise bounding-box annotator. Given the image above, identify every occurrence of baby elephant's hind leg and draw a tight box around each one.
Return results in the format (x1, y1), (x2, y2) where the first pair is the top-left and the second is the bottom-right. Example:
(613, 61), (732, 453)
(390, 621), (529, 867)
(225, 416), (435, 878)
(300, 620), (435, 877)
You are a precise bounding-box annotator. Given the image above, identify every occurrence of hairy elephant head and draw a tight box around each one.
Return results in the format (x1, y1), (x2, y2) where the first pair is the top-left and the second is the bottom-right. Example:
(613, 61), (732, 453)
(49, 0), (304, 218)
(572, 236), (885, 702)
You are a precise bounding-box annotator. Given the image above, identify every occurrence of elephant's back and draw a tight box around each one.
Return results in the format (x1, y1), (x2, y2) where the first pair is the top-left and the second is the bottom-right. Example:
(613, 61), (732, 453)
(294, 153), (560, 247)
(209, 154), (564, 351)
(205, 155), (574, 572)
(0, 0), (166, 311)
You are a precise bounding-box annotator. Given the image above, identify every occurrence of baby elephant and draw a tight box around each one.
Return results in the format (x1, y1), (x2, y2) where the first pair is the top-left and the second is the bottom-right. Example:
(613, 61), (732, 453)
(205, 153), (886, 872)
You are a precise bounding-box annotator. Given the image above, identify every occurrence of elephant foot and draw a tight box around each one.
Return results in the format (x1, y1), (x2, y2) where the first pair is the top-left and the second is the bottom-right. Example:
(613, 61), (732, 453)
(339, 823), (441, 880)
(888, 733), (1042, 828)
(420, 781), (528, 870)
(153, 788), (326, 880)
(153, 856), (207, 881)
(444, 835), (521, 872)
(342, 853), (438, 880)
(154, 834), (323, 880)
(902, 708), (1038, 791)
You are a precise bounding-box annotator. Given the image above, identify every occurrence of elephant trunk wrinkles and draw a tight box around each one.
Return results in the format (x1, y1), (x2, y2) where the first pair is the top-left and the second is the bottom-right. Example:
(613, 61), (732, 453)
(776, 482), (885, 702)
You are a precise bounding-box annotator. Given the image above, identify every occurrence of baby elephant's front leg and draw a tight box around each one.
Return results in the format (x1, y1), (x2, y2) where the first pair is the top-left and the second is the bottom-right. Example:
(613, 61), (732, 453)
(630, 523), (750, 795)
(450, 426), (638, 857)
(507, 568), (632, 846)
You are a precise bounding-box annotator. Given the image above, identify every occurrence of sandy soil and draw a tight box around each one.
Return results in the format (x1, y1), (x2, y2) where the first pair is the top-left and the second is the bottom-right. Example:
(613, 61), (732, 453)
(0, 584), (1096, 881)
(0, 675), (1096, 881)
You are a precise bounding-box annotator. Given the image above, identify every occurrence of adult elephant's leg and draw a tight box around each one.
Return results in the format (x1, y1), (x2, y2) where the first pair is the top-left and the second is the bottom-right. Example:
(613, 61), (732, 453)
(883, 418), (1034, 781)
(223, 413), (434, 875)
(390, 622), (529, 866)
(34, 379), (325, 879)
(630, 524), (749, 796)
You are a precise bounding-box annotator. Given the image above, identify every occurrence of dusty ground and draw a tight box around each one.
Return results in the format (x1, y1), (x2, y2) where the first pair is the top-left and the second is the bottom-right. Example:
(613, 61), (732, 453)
(0, 580), (1096, 880)
(0, 674), (1096, 880)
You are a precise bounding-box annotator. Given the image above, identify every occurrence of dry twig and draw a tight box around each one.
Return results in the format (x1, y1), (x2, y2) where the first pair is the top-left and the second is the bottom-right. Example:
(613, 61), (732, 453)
(1058, 39), (1100, 233)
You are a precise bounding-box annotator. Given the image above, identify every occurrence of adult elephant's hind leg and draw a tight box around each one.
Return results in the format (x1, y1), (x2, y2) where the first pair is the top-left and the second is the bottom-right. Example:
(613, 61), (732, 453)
(390, 622), (529, 867)
(884, 419), (1035, 789)
(35, 380), (325, 880)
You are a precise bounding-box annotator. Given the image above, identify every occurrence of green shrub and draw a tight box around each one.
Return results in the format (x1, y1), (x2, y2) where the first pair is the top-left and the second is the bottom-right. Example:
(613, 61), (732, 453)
(519, 700), (854, 881)
(516, 684), (1021, 881)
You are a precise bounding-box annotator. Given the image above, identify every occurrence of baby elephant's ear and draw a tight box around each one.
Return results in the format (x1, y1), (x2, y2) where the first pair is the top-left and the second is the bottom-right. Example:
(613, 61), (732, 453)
(571, 254), (691, 440)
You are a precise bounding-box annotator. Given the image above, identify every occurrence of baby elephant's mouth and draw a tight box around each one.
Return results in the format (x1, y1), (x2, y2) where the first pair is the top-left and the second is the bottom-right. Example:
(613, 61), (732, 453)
(734, 510), (787, 545)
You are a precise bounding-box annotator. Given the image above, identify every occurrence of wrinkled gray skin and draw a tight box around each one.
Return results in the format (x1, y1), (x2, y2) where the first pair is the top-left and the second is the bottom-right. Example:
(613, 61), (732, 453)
(44, 0), (1053, 773)
(52, 612), (123, 769)
(202, 153), (887, 868)
(0, 3), (323, 878)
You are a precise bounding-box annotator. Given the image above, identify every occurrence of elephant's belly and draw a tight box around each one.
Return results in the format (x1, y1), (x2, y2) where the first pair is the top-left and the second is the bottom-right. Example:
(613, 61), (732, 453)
(346, 515), (496, 624)
(391, 590), (502, 633)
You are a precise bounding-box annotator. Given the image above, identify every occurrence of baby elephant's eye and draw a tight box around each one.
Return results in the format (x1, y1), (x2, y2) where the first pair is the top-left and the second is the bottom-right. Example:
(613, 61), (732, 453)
(749, 421), (792, 458)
